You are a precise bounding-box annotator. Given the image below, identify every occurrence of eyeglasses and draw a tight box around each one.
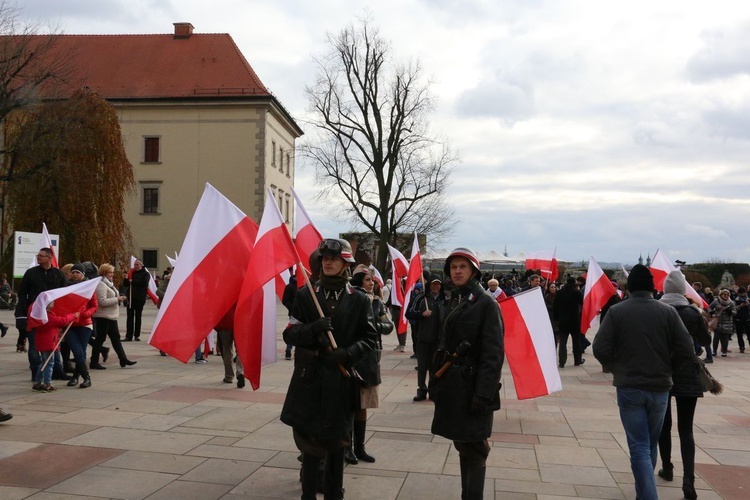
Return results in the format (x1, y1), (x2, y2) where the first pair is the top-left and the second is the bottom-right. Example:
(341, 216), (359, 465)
(36, 254), (50, 259)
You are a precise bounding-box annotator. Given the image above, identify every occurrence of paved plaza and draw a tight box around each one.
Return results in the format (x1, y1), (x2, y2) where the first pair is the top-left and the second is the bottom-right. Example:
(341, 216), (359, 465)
(1, 303), (749, 499)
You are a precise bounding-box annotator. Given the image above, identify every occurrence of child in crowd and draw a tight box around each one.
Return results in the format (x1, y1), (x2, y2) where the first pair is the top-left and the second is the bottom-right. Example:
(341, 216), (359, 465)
(32, 302), (78, 393)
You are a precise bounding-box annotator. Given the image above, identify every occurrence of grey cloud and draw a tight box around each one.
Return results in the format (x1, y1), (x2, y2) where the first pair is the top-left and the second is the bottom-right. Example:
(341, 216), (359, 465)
(686, 22), (750, 82)
(454, 80), (534, 123)
(701, 103), (750, 141)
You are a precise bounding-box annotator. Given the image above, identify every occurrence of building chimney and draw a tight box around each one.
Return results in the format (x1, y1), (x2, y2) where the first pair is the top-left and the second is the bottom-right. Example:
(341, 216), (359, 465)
(173, 22), (194, 39)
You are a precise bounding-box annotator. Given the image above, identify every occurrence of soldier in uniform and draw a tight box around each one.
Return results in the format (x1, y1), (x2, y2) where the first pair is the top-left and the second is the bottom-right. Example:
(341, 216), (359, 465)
(430, 247), (504, 500)
(280, 238), (378, 500)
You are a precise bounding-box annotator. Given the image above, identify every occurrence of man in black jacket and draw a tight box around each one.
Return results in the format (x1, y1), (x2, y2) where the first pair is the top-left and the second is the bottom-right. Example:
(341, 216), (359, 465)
(553, 277), (584, 367)
(123, 259), (150, 341)
(280, 238), (377, 500)
(15, 247), (67, 380)
(406, 275), (446, 402)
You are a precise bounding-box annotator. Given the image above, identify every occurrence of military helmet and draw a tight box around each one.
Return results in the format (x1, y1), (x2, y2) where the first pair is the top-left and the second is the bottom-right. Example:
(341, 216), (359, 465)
(317, 238), (356, 263)
(443, 247), (481, 278)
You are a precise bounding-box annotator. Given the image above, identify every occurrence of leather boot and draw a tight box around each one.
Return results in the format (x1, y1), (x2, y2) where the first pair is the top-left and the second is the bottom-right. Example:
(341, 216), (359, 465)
(344, 425), (358, 465)
(682, 476), (697, 500)
(353, 420), (375, 463)
(67, 366), (80, 387)
(324, 448), (345, 500)
(465, 463), (486, 500)
(300, 453), (320, 500)
(658, 462), (674, 481)
(79, 366), (91, 389)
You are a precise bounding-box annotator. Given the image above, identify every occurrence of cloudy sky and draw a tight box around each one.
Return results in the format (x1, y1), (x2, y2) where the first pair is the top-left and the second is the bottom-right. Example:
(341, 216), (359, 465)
(20, 0), (750, 264)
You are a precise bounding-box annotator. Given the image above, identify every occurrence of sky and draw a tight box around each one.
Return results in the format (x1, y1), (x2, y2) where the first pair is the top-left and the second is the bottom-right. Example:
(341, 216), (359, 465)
(19, 0), (750, 265)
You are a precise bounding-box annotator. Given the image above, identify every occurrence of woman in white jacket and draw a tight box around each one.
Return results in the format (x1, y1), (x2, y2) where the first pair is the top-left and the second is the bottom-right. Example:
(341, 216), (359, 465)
(90, 264), (136, 369)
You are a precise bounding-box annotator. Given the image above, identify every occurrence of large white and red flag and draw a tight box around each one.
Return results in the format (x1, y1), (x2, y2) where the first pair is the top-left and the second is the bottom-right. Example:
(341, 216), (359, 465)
(525, 249), (558, 283)
(27, 277), (101, 329)
(148, 184), (258, 362)
(387, 243), (409, 309)
(291, 188), (324, 288)
(581, 257), (617, 333)
(235, 189), (302, 390)
(499, 287), (562, 399)
(29, 223), (59, 269)
(651, 249), (708, 307)
(398, 233), (423, 334)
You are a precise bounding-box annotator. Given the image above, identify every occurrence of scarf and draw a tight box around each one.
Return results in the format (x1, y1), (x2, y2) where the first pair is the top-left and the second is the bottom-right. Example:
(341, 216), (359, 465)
(319, 274), (348, 291)
(102, 277), (119, 296)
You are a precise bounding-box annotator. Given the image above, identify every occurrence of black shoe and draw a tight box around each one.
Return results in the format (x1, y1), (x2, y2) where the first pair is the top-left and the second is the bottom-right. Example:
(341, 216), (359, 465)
(80, 377), (91, 389)
(409, 353), (417, 359)
(123, 338), (132, 342)
(413, 390), (427, 402)
(102, 347), (110, 363)
(658, 463), (674, 481)
(53, 371), (72, 381)
(120, 359), (137, 367)
(285, 351), (292, 360)
(344, 447), (358, 465)
(90, 363), (106, 370)
(683, 477), (697, 500)
(67, 377), (79, 387)
(574, 359), (586, 366)
(0, 409), (12, 422)
(160, 350), (167, 356)
(0, 324), (7, 338)
(237, 374), (245, 388)
(134, 337), (141, 341)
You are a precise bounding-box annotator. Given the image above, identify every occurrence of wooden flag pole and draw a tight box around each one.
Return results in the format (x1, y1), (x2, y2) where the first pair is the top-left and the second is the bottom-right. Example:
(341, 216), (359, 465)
(39, 320), (75, 373)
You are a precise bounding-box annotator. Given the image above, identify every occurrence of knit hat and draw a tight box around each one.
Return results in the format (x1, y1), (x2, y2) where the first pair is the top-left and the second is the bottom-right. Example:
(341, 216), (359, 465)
(71, 263), (86, 275)
(627, 264), (654, 292)
(663, 270), (685, 294)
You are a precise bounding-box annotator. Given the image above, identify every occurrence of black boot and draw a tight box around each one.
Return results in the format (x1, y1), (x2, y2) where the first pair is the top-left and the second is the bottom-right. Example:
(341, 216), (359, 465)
(344, 425), (358, 465)
(79, 367), (91, 389)
(67, 366), (80, 387)
(353, 420), (375, 463)
(324, 449), (345, 500)
(682, 476), (697, 500)
(465, 463), (486, 500)
(300, 453), (320, 500)
(658, 462), (674, 481)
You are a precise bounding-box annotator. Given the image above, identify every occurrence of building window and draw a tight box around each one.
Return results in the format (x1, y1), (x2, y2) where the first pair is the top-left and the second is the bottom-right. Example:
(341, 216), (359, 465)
(142, 249), (158, 269)
(286, 153), (291, 177)
(272, 140), (276, 166)
(144, 137), (160, 163)
(285, 198), (290, 223)
(279, 146), (284, 171)
(142, 183), (161, 214)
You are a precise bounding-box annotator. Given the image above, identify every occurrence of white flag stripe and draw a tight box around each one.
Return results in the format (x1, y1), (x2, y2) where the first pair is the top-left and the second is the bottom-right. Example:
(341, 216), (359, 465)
(516, 289), (562, 393)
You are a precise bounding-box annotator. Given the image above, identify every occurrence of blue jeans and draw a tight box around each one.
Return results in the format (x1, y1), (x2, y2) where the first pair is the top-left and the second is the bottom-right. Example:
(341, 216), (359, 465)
(35, 351), (55, 384)
(67, 326), (92, 373)
(617, 387), (669, 500)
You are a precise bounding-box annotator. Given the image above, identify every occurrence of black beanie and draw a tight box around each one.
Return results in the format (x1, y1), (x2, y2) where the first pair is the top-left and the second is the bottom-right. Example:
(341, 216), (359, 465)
(627, 264), (654, 292)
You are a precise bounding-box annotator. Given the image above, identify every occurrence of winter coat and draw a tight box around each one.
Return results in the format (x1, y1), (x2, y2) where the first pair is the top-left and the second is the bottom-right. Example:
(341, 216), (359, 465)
(430, 280), (504, 442)
(123, 268), (150, 304)
(735, 294), (750, 321)
(35, 311), (77, 352)
(661, 293), (708, 398)
(93, 278), (121, 320)
(405, 290), (447, 344)
(553, 285), (583, 330)
(280, 282), (377, 440)
(354, 295), (393, 387)
(15, 265), (66, 319)
(708, 298), (736, 333)
(593, 291), (697, 392)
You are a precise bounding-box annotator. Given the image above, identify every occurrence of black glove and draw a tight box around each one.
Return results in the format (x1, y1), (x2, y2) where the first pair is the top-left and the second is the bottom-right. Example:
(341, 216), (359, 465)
(470, 395), (492, 416)
(309, 317), (332, 334)
(318, 347), (351, 367)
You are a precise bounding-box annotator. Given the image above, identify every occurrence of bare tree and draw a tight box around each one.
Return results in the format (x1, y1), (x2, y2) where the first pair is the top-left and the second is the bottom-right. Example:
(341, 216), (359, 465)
(304, 17), (456, 269)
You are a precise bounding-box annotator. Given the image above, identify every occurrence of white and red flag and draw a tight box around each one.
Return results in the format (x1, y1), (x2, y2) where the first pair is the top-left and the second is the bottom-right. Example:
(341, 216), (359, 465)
(369, 265), (384, 287)
(387, 243), (409, 310)
(235, 189), (302, 390)
(292, 188), (324, 287)
(148, 183), (258, 363)
(499, 287), (562, 399)
(651, 249), (708, 307)
(398, 233), (423, 334)
(27, 277), (101, 330)
(581, 257), (617, 334)
(145, 269), (159, 305)
(29, 223), (59, 269)
(525, 249), (558, 283)
(166, 252), (179, 268)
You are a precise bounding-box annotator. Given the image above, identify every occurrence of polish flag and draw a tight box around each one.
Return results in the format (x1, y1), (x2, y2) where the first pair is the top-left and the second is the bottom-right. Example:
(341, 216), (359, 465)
(291, 188), (323, 287)
(398, 233), (423, 334)
(369, 265), (384, 287)
(29, 223), (59, 269)
(166, 252), (178, 268)
(235, 189), (302, 390)
(28, 277), (101, 329)
(149, 183), (258, 362)
(651, 249), (708, 308)
(499, 287), (562, 399)
(387, 243), (409, 309)
(526, 249), (558, 283)
(145, 269), (159, 306)
(581, 257), (616, 334)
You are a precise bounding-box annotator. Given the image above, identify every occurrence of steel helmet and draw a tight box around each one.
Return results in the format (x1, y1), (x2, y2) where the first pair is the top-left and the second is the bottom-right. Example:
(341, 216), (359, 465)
(317, 238), (356, 263)
(443, 247), (481, 278)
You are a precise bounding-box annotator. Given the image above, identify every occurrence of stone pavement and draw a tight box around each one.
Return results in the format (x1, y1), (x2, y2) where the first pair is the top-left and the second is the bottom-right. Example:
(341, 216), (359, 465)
(0, 303), (749, 499)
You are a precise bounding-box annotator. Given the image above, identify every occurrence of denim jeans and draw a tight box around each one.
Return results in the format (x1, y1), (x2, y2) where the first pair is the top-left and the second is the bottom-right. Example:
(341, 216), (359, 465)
(35, 350), (55, 384)
(67, 326), (93, 372)
(617, 387), (669, 500)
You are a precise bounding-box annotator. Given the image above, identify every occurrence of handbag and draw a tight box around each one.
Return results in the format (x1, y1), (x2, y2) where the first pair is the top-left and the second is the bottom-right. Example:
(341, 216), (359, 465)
(698, 359), (723, 395)
(708, 316), (718, 331)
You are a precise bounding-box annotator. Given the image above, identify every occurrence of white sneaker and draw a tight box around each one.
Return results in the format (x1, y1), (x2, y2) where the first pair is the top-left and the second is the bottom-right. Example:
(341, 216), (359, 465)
(195, 359), (208, 364)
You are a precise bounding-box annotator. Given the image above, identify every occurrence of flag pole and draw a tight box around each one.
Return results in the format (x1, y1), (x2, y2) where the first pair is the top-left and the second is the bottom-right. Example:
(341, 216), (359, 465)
(420, 275), (430, 312)
(39, 320), (75, 373)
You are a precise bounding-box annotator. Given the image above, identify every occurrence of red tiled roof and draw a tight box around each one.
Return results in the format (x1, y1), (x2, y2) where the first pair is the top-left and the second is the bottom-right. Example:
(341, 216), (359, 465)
(37, 33), (272, 99)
